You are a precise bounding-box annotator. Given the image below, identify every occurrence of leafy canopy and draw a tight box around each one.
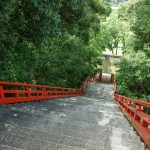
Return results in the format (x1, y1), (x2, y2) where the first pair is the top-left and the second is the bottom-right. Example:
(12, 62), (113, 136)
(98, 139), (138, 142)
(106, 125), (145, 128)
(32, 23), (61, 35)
(0, 0), (111, 87)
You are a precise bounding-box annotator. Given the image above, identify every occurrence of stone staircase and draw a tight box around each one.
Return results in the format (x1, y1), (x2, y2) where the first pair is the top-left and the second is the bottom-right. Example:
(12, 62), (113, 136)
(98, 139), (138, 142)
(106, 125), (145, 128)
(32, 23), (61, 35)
(0, 83), (145, 150)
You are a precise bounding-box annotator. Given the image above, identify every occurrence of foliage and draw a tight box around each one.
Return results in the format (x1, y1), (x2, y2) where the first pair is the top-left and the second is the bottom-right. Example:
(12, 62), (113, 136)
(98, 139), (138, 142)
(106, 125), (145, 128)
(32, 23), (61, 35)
(131, 0), (150, 44)
(115, 0), (150, 106)
(130, 0), (150, 56)
(118, 0), (150, 55)
(0, 0), (61, 83)
(35, 34), (102, 87)
(98, 7), (132, 55)
(0, 0), (111, 87)
(116, 52), (150, 101)
(99, 11), (120, 54)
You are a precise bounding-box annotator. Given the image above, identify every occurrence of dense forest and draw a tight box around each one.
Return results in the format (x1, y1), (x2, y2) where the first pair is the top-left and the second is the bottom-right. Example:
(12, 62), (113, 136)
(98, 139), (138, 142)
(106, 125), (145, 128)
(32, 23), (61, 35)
(0, 0), (111, 87)
(0, 0), (149, 102)
(112, 0), (150, 102)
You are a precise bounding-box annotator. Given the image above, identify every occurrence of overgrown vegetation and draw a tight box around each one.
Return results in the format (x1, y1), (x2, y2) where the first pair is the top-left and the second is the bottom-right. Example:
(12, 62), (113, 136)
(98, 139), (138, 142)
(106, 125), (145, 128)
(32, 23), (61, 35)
(1, 0), (149, 102)
(116, 52), (150, 101)
(114, 0), (150, 102)
(0, 0), (111, 87)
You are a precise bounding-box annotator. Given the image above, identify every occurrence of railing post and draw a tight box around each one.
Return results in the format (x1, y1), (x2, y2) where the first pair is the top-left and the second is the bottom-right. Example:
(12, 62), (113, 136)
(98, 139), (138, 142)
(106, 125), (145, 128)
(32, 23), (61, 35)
(63, 89), (65, 96)
(134, 113), (140, 120)
(26, 87), (30, 97)
(55, 88), (57, 98)
(36, 87), (39, 96)
(140, 119), (148, 127)
(136, 105), (143, 111)
(14, 91), (19, 98)
(62, 89), (64, 96)
(128, 101), (132, 106)
(42, 87), (46, 97)
(0, 85), (4, 99)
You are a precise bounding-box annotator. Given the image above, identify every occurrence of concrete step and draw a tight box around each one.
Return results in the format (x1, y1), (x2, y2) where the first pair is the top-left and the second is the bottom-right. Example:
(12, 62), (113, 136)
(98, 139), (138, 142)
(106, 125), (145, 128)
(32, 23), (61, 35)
(0, 117), (109, 139)
(0, 145), (24, 150)
(0, 124), (108, 150)
(0, 132), (85, 150)
(0, 82), (145, 150)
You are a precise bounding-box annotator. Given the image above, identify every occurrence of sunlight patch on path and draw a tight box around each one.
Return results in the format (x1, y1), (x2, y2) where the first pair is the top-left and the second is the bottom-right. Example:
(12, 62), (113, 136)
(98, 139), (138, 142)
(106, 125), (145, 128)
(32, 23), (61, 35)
(98, 118), (110, 126)
(110, 128), (129, 150)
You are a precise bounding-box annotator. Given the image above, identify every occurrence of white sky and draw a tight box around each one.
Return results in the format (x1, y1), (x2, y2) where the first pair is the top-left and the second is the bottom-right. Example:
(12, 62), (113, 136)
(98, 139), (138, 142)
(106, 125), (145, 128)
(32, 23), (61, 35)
(111, 6), (120, 10)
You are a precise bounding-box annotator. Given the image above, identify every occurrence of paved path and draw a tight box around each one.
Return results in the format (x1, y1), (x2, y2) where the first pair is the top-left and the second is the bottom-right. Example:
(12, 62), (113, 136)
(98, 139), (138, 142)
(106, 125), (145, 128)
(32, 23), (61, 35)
(0, 83), (145, 150)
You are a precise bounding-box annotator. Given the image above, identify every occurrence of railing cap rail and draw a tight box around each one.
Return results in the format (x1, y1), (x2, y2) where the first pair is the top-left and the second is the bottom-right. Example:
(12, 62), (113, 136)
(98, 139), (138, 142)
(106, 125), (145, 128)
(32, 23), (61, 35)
(0, 81), (56, 88)
(115, 94), (150, 108)
(0, 81), (82, 90)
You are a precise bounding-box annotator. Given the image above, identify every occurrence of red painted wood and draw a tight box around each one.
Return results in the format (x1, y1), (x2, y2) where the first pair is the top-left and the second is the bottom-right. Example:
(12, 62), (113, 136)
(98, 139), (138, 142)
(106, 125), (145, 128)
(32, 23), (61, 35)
(114, 85), (150, 149)
(0, 79), (90, 104)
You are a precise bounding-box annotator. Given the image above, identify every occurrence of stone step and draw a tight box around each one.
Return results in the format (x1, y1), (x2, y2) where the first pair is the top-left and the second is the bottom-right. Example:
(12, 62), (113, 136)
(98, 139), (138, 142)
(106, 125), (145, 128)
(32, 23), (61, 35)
(0, 118), (144, 150)
(0, 124), (106, 150)
(0, 108), (100, 125)
(0, 82), (145, 150)
(0, 132), (85, 150)
(0, 116), (107, 139)
(0, 145), (24, 150)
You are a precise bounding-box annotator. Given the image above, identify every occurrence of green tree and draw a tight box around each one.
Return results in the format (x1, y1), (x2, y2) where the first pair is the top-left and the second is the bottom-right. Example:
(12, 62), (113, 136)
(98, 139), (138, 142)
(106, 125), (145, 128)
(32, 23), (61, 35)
(130, 0), (150, 56)
(115, 0), (150, 107)
(0, 0), (111, 88)
(116, 52), (150, 101)
(0, 0), (61, 82)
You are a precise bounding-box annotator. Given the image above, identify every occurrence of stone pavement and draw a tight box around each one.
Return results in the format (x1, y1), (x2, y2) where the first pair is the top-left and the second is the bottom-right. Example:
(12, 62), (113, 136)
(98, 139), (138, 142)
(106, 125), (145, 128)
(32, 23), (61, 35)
(0, 83), (145, 150)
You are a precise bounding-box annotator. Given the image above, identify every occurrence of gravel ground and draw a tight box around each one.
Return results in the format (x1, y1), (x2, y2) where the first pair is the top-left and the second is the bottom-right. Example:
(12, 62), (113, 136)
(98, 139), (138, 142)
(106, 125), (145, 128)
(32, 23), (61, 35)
(0, 82), (145, 150)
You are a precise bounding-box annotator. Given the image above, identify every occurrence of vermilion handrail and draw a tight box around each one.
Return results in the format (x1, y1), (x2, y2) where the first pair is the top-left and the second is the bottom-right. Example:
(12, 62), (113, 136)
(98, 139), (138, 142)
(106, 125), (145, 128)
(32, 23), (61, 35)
(114, 80), (150, 149)
(0, 78), (90, 104)
(115, 94), (150, 108)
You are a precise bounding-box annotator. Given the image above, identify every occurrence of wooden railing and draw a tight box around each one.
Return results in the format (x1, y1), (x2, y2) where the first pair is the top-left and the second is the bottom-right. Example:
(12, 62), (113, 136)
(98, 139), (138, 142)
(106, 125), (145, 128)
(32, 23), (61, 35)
(114, 81), (150, 149)
(0, 79), (90, 104)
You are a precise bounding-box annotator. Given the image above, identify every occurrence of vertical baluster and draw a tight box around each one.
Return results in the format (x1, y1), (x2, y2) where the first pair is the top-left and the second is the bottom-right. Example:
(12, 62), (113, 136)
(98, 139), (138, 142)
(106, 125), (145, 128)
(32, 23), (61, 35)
(0, 85), (4, 99)
(140, 119), (148, 127)
(42, 87), (46, 97)
(36, 87), (39, 96)
(134, 113), (140, 120)
(63, 89), (65, 97)
(26, 86), (30, 97)
(55, 88), (57, 98)
(136, 105), (143, 111)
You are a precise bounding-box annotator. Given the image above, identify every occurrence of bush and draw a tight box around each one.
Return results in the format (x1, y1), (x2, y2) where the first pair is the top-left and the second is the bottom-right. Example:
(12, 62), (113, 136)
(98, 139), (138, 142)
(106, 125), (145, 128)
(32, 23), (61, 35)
(116, 52), (150, 102)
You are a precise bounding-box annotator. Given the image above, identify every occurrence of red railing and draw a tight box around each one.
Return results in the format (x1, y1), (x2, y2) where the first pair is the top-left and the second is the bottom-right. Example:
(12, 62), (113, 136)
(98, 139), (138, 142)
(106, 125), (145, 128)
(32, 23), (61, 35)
(0, 79), (90, 104)
(114, 81), (150, 149)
